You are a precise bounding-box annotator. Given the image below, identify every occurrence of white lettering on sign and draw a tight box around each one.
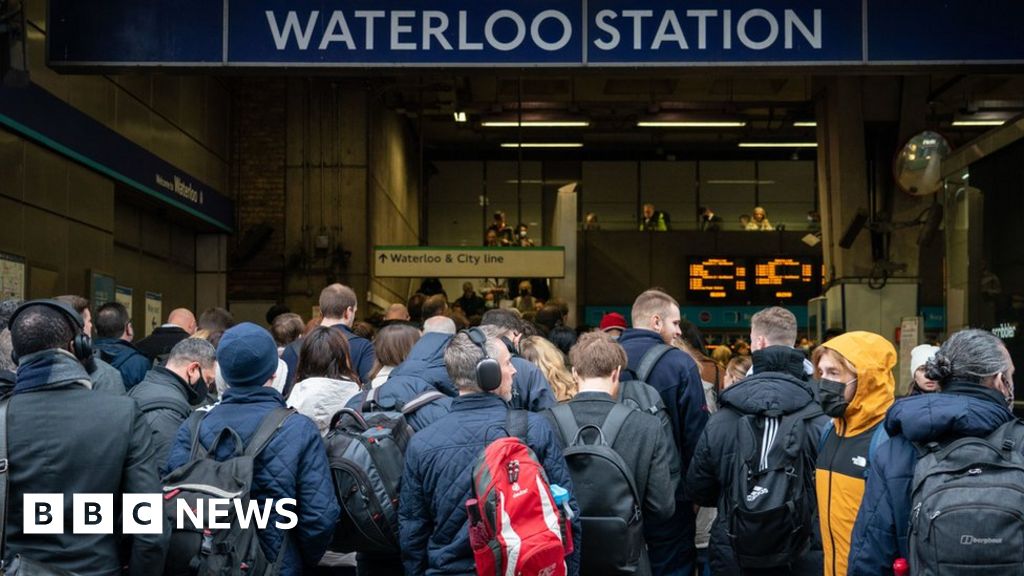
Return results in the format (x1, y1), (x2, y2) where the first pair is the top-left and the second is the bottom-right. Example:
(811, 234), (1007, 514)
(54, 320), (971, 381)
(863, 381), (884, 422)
(265, 9), (575, 53)
(590, 8), (821, 52)
(155, 174), (203, 205)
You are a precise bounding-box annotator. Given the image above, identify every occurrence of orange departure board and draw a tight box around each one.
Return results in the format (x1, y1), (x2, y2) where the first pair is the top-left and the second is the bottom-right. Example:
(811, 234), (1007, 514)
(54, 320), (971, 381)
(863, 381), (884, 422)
(687, 256), (821, 303)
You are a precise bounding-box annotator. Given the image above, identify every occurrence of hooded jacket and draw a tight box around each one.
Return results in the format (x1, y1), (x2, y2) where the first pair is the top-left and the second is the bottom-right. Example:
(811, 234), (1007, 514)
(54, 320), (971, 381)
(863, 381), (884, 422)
(94, 337), (152, 390)
(687, 346), (829, 575)
(815, 332), (896, 576)
(287, 375), (361, 436)
(346, 332), (454, 431)
(846, 383), (1014, 576)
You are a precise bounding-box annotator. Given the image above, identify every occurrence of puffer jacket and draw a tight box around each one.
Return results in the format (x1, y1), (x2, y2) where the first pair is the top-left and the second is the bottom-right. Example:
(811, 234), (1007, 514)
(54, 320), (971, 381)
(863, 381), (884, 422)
(389, 332), (456, 396)
(815, 332), (896, 576)
(287, 376), (360, 436)
(164, 386), (340, 575)
(687, 346), (829, 576)
(398, 393), (581, 576)
(94, 338), (151, 390)
(846, 383), (1014, 576)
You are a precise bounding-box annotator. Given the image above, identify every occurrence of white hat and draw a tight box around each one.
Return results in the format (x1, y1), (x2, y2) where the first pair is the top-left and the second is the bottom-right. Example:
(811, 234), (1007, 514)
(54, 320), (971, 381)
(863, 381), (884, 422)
(910, 344), (940, 375)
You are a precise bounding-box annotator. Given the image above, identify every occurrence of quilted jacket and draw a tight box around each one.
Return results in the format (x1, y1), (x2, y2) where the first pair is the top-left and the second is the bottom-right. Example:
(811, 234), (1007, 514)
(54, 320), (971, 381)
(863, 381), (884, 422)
(164, 385), (340, 575)
(345, 331), (453, 431)
(399, 393), (581, 576)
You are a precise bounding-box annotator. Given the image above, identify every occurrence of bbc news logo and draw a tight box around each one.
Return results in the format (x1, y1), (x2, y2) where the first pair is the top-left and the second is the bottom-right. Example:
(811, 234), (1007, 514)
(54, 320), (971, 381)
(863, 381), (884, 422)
(24, 494), (298, 534)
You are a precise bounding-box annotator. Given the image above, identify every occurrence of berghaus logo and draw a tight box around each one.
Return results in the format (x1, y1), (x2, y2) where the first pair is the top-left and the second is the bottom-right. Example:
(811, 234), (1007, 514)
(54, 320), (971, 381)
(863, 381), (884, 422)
(961, 535), (1004, 545)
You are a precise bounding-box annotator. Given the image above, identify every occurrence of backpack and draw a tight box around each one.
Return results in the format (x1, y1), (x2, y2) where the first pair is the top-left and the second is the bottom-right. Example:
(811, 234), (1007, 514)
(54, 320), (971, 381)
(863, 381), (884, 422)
(324, 387), (446, 553)
(468, 410), (571, 576)
(726, 403), (820, 568)
(909, 419), (1024, 575)
(549, 403), (643, 575)
(161, 407), (294, 576)
(619, 343), (677, 457)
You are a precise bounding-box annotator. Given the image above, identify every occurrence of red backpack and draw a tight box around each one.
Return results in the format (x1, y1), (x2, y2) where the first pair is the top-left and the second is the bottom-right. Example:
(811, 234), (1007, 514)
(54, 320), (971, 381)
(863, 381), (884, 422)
(467, 410), (572, 576)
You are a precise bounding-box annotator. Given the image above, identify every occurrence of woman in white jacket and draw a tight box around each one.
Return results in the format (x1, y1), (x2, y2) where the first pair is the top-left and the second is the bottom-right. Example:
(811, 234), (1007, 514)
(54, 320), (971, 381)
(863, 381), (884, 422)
(287, 326), (362, 436)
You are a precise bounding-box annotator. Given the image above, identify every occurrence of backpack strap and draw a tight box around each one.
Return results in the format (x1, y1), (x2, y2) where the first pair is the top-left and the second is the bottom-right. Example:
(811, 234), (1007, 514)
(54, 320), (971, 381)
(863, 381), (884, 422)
(506, 409), (529, 442)
(137, 397), (191, 420)
(243, 407), (295, 458)
(1000, 418), (1024, 453)
(186, 409), (210, 460)
(549, 404), (580, 447)
(817, 420), (834, 454)
(635, 344), (673, 383)
(600, 403), (634, 448)
(401, 390), (446, 415)
(363, 386), (381, 411)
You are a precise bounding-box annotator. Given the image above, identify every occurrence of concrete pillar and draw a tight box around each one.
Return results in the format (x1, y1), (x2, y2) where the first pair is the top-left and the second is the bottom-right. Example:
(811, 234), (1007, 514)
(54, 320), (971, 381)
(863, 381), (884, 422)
(815, 77), (918, 338)
(196, 234), (227, 311)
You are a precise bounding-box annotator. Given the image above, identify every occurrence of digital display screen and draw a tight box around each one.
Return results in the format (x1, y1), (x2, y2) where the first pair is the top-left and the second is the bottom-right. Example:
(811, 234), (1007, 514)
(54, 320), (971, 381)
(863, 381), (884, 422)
(687, 256), (822, 303)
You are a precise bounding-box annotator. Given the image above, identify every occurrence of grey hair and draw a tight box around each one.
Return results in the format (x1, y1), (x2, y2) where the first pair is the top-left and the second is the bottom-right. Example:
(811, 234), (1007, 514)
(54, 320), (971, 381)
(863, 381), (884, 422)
(925, 329), (1010, 385)
(166, 337), (217, 368)
(444, 331), (505, 393)
(424, 316), (456, 335)
(751, 306), (798, 347)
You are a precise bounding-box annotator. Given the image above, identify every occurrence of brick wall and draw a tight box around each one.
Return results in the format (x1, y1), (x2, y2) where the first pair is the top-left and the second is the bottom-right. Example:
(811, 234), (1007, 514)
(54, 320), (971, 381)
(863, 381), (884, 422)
(229, 78), (288, 299)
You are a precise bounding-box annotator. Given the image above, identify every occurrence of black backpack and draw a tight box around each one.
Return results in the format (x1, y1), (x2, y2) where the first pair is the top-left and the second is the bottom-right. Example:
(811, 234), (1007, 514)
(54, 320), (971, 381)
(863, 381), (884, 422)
(325, 388), (446, 553)
(909, 419), (1024, 575)
(162, 407), (294, 576)
(726, 403), (820, 568)
(550, 403), (644, 575)
(619, 344), (677, 459)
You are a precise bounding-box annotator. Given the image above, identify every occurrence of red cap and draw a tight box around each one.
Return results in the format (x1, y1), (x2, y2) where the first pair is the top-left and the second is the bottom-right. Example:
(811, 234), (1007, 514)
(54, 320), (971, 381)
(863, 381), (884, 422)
(599, 312), (628, 332)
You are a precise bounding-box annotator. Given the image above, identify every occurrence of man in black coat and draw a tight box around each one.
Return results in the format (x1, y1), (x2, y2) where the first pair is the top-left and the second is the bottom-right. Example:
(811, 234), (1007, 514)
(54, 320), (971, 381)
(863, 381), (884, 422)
(3, 301), (168, 575)
(128, 337), (216, 469)
(544, 332), (678, 575)
(686, 345), (828, 576)
(135, 308), (196, 363)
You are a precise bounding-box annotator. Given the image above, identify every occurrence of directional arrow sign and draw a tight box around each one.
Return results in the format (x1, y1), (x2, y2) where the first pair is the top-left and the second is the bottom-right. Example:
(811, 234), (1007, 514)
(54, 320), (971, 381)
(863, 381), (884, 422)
(374, 246), (565, 278)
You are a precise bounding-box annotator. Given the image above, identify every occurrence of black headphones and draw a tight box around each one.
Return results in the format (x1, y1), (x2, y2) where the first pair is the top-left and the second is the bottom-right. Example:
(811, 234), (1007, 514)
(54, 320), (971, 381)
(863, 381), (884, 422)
(466, 327), (502, 391)
(8, 299), (93, 364)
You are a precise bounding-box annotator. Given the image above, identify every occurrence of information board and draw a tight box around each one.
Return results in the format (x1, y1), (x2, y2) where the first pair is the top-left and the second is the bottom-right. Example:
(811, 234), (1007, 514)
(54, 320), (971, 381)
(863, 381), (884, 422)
(374, 246), (565, 278)
(0, 253), (25, 300)
(687, 255), (821, 304)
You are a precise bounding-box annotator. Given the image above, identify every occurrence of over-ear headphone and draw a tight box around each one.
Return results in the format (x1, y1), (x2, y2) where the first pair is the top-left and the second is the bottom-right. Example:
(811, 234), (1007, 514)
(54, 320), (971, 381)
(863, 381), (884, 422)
(8, 299), (93, 364)
(466, 328), (502, 391)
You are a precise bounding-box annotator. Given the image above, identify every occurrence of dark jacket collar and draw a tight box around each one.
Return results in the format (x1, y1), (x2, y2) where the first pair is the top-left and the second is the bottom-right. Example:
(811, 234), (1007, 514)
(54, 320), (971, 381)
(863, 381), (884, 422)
(14, 349), (91, 394)
(451, 392), (507, 411)
(617, 328), (664, 346)
(148, 366), (203, 405)
(572, 390), (615, 402)
(886, 380), (1014, 442)
(752, 346), (808, 380)
(221, 385), (287, 406)
(942, 380), (1008, 406)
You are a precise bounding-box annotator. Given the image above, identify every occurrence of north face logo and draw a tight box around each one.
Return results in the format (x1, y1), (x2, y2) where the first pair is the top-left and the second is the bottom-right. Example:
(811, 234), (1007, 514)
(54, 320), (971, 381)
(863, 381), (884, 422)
(746, 486), (768, 502)
(961, 535), (1004, 545)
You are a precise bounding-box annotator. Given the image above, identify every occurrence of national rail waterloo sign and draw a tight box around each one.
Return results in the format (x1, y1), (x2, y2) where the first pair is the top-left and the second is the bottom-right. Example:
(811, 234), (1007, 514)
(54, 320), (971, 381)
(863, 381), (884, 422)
(47, 0), (1024, 68)
(374, 246), (565, 278)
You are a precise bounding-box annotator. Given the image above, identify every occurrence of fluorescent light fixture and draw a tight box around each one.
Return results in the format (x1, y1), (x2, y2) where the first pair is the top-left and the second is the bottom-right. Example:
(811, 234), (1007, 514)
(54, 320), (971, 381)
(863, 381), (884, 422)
(738, 142), (818, 148)
(637, 121), (747, 128)
(706, 180), (776, 185)
(482, 120), (590, 127)
(500, 142), (584, 148)
(453, 111), (467, 123)
(793, 121), (817, 127)
(952, 120), (1006, 127)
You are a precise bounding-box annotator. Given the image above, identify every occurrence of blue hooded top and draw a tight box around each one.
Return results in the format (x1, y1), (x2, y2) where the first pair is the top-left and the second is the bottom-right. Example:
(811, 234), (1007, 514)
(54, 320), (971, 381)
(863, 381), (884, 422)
(846, 382), (1014, 576)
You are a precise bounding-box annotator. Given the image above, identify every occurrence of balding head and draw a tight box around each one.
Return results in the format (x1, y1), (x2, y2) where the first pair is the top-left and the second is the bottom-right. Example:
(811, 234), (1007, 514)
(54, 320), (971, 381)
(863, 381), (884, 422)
(423, 315), (456, 335)
(168, 308), (197, 335)
(385, 303), (410, 321)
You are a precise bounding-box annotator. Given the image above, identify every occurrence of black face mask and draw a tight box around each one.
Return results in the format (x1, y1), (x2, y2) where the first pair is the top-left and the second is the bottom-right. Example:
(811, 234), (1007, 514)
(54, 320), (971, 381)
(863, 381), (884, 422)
(819, 378), (854, 417)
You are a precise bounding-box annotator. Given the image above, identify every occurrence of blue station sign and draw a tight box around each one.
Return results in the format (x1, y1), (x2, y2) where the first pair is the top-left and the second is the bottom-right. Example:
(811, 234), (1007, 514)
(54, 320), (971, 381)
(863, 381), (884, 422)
(46, 0), (1024, 68)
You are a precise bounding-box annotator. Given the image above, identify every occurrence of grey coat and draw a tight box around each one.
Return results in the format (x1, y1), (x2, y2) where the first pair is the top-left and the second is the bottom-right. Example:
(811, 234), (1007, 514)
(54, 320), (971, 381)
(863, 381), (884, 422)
(89, 355), (127, 395)
(127, 366), (198, 470)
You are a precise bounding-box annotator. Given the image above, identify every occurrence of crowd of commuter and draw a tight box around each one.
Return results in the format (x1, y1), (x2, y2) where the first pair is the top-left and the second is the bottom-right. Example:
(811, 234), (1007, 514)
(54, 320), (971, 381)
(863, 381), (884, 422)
(0, 282), (1017, 576)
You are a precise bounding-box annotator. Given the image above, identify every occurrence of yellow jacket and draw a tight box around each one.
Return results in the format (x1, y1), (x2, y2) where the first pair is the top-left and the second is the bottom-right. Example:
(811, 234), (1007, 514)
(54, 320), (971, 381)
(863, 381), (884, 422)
(814, 332), (896, 576)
